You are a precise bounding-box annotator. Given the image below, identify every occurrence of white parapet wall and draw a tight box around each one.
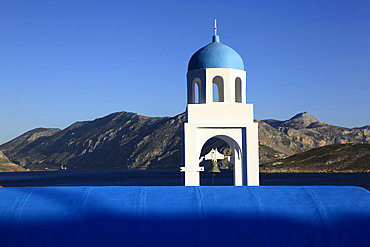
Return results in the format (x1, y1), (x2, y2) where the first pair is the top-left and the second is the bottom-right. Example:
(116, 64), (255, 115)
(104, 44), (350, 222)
(186, 104), (254, 123)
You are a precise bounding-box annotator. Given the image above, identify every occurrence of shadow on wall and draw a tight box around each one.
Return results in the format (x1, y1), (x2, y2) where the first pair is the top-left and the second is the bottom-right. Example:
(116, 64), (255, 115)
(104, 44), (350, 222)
(0, 186), (369, 247)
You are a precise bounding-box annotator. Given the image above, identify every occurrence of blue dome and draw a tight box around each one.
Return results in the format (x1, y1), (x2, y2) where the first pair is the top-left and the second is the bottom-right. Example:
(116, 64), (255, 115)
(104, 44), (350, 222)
(188, 35), (244, 72)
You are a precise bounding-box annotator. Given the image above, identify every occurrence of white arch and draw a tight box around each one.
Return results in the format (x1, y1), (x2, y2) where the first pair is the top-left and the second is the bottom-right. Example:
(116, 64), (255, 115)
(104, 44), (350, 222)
(191, 78), (201, 104)
(196, 129), (246, 186)
(212, 76), (224, 102)
(198, 135), (242, 186)
(192, 78), (201, 104)
(198, 135), (241, 160)
(235, 77), (242, 103)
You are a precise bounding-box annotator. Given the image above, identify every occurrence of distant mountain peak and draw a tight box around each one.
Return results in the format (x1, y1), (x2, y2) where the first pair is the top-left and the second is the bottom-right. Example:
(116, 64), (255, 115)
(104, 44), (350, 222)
(262, 112), (326, 130)
(290, 112), (311, 119)
(285, 112), (325, 129)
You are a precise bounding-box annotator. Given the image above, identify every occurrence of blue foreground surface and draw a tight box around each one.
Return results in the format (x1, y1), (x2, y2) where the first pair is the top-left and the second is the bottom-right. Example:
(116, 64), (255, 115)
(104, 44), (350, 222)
(0, 186), (369, 247)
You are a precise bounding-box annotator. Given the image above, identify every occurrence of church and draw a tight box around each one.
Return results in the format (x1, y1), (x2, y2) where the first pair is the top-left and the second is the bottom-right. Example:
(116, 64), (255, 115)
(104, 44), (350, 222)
(181, 21), (259, 186)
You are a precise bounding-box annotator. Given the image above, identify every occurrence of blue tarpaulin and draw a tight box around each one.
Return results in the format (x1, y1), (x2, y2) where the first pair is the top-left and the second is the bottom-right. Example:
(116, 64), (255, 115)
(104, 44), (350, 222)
(0, 186), (369, 246)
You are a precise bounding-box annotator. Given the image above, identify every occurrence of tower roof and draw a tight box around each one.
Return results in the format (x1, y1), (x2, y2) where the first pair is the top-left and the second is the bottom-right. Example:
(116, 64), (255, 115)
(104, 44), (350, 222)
(188, 35), (244, 72)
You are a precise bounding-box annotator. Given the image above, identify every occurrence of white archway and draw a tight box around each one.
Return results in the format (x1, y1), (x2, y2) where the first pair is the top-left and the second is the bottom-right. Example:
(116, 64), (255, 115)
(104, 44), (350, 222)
(198, 135), (243, 186)
(182, 122), (259, 187)
(194, 128), (248, 186)
(190, 78), (201, 104)
(193, 80), (200, 104)
(212, 76), (224, 102)
(235, 77), (242, 103)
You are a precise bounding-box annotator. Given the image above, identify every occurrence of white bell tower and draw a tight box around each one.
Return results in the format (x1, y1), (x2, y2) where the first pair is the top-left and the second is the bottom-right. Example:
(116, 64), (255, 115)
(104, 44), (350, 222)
(180, 21), (259, 186)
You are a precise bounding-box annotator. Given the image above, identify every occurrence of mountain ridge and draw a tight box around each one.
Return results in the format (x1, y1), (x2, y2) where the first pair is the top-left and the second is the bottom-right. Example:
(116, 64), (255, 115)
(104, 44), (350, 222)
(0, 111), (369, 171)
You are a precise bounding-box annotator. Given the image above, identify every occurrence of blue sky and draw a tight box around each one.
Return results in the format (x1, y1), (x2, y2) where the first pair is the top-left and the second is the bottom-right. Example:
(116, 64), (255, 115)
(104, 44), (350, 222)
(1, 0), (369, 144)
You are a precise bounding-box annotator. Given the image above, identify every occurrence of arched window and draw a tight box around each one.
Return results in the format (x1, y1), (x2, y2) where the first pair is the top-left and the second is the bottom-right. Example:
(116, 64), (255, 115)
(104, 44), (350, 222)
(235, 77), (242, 103)
(212, 76), (224, 102)
(193, 81), (200, 104)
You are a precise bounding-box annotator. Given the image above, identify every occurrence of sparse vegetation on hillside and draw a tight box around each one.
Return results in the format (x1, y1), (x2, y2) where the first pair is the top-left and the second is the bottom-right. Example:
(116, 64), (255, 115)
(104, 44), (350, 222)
(0, 151), (26, 172)
(260, 143), (370, 173)
(0, 111), (369, 172)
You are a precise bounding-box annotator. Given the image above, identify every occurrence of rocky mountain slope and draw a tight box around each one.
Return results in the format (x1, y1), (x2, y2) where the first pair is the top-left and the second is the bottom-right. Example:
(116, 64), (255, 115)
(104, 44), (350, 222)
(264, 112), (369, 146)
(260, 143), (370, 173)
(259, 112), (370, 162)
(0, 111), (369, 171)
(0, 151), (26, 172)
(1, 112), (184, 170)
